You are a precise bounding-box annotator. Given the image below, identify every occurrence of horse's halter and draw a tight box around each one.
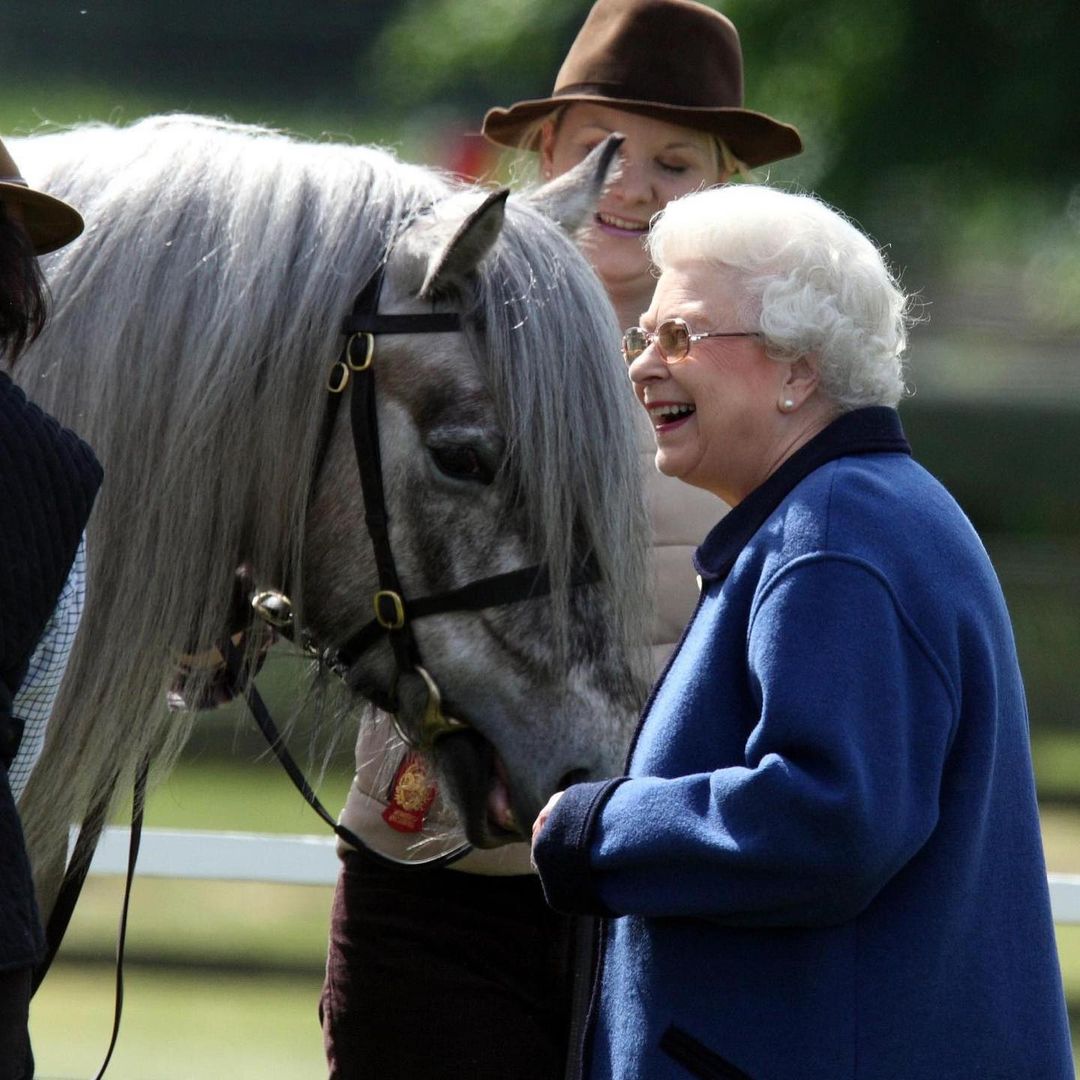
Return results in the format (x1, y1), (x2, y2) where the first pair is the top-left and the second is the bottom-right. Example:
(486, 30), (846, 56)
(257, 244), (597, 754)
(311, 258), (467, 752)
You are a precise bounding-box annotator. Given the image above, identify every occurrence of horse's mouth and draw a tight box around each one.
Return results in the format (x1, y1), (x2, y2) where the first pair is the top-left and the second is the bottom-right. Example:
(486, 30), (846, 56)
(487, 752), (519, 834)
(437, 730), (528, 847)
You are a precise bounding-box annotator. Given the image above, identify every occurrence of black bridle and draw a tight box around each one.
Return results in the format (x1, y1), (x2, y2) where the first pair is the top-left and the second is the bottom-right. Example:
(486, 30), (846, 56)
(309, 256), (598, 750)
(233, 246), (598, 867)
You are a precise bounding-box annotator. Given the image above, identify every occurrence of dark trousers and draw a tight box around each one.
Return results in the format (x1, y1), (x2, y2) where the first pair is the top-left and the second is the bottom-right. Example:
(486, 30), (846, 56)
(320, 849), (574, 1080)
(0, 967), (33, 1080)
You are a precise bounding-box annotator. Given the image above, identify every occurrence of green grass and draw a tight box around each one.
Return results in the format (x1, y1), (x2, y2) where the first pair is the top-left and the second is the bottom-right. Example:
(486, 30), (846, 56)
(1057, 925), (1080, 1068)
(32, 751), (344, 1076)
(1040, 805), (1080, 874)
(31, 697), (350, 1075)
(128, 757), (355, 835)
(32, 963), (327, 1080)
(51, 876), (333, 975)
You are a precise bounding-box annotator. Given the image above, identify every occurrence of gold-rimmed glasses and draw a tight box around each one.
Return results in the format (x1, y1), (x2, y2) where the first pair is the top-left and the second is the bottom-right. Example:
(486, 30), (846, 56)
(622, 317), (761, 364)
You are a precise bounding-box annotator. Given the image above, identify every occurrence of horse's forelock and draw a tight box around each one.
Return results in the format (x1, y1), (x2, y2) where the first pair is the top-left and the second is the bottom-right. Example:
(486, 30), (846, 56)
(466, 198), (650, 669)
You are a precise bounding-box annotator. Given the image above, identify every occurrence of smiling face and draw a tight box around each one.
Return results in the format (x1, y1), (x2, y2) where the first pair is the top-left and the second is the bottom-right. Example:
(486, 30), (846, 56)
(540, 104), (725, 321)
(628, 260), (800, 504)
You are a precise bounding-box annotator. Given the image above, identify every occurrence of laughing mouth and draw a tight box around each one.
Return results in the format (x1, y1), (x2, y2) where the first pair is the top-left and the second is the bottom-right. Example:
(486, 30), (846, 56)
(650, 402), (695, 427)
(596, 211), (648, 234)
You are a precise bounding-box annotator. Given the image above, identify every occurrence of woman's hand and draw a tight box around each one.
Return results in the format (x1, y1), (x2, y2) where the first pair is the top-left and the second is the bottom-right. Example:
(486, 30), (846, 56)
(531, 790), (565, 851)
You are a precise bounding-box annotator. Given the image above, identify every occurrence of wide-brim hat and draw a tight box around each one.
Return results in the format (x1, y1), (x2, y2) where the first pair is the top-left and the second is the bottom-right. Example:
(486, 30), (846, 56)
(0, 136), (84, 255)
(482, 0), (802, 169)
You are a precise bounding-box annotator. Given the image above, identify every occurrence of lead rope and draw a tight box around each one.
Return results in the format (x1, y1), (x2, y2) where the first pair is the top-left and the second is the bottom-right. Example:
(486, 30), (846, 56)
(88, 757), (148, 1080)
(31, 755), (149, 1080)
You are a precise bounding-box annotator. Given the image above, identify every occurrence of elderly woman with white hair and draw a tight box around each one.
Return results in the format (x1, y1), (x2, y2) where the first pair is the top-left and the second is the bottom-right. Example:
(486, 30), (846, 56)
(531, 185), (1073, 1080)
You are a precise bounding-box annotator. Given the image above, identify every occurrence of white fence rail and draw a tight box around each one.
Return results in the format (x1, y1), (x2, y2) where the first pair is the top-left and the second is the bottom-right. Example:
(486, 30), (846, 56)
(90, 826), (339, 886)
(86, 827), (1080, 924)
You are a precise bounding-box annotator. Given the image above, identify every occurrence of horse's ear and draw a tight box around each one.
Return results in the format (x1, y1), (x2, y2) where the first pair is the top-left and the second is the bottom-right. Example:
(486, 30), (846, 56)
(523, 133), (624, 234)
(420, 188), (509, 300)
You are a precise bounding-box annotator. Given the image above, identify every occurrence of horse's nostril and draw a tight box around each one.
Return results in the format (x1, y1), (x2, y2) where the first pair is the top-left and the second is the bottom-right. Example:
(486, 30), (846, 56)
(557, 768), (590, 792)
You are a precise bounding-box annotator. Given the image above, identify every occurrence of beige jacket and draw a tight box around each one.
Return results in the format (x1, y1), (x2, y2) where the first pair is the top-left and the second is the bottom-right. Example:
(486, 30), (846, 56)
(337, 413), (726, 872)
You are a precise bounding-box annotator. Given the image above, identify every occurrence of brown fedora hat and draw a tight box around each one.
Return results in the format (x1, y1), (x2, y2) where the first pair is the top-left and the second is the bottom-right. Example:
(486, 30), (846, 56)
(482, 0), (801, 168)
(0, 135), (84, 255)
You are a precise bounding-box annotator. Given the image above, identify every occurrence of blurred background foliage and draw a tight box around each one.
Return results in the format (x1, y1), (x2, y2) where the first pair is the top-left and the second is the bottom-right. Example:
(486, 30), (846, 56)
(5, 0), (1077, 723)
(5, 0), (1080, 318)
(5, 1), (1078, 1074)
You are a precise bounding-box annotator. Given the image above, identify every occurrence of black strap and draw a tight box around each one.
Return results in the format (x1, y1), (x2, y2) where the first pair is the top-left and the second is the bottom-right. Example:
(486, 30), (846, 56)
(90, 758), (149, 1080)
(32, 758), (149, 1080)
(337, 256), (460, 338)
(323, 259), (469, 694)
(333, 557), (600, 670)
(223, 639), (354, 839)
(349, 355), (418, 683)
(341, 313), (460, 335)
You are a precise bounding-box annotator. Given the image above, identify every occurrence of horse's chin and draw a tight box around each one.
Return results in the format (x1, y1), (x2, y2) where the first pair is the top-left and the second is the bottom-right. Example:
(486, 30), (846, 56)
(436, 730), (530, 848)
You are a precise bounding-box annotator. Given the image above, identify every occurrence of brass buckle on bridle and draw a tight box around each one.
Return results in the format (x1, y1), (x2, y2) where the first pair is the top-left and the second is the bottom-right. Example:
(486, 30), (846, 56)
(391, 665), (468, 752)
(373, 589), (405, 630)
(346, 332), (375, 371)
(327, 361), (350, 394)
(327, 333), (375, 394)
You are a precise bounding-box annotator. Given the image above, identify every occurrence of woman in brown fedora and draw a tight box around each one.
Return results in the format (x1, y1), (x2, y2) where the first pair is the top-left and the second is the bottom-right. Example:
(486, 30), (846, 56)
(0, 137), (101, 1080)
(321, 3), (802, 1080)
(483, 0), (801, 331)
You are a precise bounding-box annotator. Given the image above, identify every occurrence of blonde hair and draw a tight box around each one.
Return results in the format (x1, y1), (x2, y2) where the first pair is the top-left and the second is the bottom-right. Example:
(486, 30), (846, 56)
(717, 139), (752, 182)
(507, 107), (751, 185)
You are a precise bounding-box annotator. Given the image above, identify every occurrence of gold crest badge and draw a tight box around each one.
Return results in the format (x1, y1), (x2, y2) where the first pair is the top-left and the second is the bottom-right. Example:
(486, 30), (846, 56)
(382, 751), (438, 833)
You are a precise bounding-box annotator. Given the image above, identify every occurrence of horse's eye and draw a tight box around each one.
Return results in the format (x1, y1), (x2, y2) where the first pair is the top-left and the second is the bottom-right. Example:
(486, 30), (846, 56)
(430, 444), (494, 485)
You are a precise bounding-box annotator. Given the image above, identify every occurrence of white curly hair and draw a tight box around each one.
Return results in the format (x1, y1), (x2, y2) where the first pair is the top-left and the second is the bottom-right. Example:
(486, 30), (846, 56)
(647, 185), (911, 409)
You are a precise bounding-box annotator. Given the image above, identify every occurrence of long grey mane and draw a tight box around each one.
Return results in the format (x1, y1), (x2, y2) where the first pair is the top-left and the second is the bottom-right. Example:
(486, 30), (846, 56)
(11, 114), (649, 894)
(441, 193), (648, 652)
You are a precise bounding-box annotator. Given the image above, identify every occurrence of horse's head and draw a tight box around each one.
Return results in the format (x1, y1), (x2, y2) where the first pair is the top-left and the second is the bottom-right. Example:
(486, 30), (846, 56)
(11, 116), (649, 880)
(303, 140), (650, 845)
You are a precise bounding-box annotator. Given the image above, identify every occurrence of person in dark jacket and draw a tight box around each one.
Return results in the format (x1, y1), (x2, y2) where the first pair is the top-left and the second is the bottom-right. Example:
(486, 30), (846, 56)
(532, 184), (1073, 1079)
(0, 135), (101, 1080)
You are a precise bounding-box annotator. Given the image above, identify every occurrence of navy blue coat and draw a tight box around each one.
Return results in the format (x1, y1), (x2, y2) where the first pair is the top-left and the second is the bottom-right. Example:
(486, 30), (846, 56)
(535, 408), (1072, 1080)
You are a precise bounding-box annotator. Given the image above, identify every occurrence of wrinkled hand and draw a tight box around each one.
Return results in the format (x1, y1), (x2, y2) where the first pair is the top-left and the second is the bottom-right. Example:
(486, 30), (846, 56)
(531, 790), (565, 852)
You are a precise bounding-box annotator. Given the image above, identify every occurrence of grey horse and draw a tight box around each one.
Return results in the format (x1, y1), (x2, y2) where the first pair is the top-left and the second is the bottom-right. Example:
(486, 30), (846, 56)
(10, 115), (650, 914)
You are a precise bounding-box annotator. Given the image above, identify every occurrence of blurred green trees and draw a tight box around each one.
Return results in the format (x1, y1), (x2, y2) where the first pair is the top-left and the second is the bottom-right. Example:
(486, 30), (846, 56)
(4, 0), (1078, 740)
(5, 0), (1078, 326)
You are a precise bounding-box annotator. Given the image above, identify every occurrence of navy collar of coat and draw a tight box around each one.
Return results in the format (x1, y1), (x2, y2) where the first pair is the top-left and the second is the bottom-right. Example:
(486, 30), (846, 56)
(694, 405), (911, 584)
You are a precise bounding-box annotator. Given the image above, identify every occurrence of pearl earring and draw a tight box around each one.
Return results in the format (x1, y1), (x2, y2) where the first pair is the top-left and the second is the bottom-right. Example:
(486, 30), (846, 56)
(781, 399), (794, 411)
